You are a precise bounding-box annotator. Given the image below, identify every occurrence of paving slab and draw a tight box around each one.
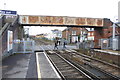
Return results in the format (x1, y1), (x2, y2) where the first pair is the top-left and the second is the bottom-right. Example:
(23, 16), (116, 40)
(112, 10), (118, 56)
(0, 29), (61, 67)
(2, 53), (31, 78)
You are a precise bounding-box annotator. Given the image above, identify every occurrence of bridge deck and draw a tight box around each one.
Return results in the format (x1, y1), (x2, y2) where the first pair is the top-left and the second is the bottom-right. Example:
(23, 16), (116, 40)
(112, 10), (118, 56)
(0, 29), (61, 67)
(19, 15), (105, 27)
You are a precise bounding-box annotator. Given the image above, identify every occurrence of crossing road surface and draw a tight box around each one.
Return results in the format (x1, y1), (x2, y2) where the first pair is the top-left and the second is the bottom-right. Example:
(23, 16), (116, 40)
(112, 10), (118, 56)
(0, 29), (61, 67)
(35, 44), (78, 51)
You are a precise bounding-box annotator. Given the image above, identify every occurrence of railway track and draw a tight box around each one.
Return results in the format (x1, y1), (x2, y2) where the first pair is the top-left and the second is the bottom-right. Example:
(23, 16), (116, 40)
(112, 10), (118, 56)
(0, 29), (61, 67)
(37, 40), (120, 79)
(54, 49), (120, 80)
(35, 39), (53, 45)
(46, 51), (93, 80)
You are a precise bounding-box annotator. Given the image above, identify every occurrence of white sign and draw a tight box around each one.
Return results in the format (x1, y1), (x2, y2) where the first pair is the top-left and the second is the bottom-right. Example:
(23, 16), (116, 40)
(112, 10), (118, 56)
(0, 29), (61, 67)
(7, 30), (13, 51)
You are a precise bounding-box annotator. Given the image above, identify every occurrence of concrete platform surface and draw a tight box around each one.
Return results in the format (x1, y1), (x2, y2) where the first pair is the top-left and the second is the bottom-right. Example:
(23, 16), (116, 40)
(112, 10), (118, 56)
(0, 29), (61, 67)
(36, 52), (60, 78)
(2, 52), (61, 79)
(94, 49), (120, 55)
(2, 53), (31, 78)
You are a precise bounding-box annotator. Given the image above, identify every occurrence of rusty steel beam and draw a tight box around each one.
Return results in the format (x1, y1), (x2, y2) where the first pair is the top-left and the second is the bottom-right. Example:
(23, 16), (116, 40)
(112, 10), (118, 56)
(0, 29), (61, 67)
(19, 15), (104, 27)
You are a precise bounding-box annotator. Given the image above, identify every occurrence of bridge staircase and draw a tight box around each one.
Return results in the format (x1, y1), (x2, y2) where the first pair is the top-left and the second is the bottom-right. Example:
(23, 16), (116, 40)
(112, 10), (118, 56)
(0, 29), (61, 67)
(0, 15), (19, 59)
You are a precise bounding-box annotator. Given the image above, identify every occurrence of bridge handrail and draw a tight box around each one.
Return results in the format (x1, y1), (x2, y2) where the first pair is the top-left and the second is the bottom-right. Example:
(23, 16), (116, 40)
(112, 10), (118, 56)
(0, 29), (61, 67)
(0, 23), (10, 37)
(11, 15), (19, 26)
(0, 15), (18, 37)
(0, 15), (4, 19)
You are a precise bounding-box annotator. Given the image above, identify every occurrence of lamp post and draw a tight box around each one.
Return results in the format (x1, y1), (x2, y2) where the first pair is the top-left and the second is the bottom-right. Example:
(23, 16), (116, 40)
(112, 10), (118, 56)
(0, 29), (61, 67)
(112, 23), (116, 50)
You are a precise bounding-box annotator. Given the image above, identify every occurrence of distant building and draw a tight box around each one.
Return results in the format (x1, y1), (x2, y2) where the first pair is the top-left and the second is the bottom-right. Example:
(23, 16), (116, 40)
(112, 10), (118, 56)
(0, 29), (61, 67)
(62, 28), (69, 41)
(62, 27), (88, 43)
(45, 29), (62, 40)
(36, 34), (46, 39)
(62, 27), (96, 43)
(87, 28), (94, 41)
(51, 29), (62, 39)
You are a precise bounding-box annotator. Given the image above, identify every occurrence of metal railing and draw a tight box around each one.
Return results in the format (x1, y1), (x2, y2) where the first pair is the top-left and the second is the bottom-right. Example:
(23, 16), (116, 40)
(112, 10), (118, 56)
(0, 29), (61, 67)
(78, 41), (94, 49)
(0, 15), (18, 37)
(0, 23), (10, 37)
(13, 40), (35, 53)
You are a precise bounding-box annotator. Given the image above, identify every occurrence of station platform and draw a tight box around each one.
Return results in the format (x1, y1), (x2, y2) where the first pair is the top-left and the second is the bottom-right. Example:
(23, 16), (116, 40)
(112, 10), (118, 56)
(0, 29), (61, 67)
(94, 49), (120, 55)
(2, 52), (61, 79)
(36, 52), (60, 78)
(2, 53), (31, 78)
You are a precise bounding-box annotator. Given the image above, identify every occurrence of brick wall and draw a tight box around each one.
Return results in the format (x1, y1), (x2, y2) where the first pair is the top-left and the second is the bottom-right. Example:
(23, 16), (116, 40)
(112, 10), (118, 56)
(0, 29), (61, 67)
(94, 28), (103, 48)
(62, 27), (82, 41)
(62, 29), (67, 40)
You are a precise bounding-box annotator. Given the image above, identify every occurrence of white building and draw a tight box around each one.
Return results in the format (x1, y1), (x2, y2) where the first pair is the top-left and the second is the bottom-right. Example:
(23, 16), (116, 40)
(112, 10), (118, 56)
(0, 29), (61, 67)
(46, 29), (62, 40)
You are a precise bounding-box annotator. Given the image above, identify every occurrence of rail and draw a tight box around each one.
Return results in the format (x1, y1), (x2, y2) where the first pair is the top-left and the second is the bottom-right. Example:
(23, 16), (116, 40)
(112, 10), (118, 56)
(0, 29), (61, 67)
(46, 53), (65, 80)
(46, 51), (93, 79)
(62, 49), (120, 79)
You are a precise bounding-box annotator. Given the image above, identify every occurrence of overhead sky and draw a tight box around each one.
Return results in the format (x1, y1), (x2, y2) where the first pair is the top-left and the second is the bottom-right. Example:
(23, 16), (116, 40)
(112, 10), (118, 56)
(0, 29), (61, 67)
(0, 0), (119, 35)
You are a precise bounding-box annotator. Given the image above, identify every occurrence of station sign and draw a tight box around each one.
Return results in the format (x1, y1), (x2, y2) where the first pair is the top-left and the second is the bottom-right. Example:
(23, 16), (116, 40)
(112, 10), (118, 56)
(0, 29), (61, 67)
(0, 10), (17, 15)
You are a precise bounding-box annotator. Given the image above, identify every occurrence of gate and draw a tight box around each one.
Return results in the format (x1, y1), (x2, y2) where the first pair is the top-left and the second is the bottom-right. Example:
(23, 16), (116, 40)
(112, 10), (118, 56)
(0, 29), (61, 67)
(99, 39), (109, 49)
(13, 40), (35, 53)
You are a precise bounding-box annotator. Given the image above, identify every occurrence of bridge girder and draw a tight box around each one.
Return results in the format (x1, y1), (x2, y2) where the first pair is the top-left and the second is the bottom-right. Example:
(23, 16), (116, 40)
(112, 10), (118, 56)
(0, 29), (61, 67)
(19, 15), (105, 27)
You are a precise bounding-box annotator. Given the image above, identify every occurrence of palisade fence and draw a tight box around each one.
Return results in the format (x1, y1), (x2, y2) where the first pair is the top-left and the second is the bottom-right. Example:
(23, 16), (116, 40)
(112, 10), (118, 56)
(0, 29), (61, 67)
(13, 40), (35, 53)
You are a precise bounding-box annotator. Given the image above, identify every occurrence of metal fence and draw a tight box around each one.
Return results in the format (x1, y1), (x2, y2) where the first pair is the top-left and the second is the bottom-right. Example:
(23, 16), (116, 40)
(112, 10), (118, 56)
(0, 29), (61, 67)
(13, 40), (35, 53)
(78, 41), (94, 49)
(99, 39), (109, 49)
(99, 36), (120, 50)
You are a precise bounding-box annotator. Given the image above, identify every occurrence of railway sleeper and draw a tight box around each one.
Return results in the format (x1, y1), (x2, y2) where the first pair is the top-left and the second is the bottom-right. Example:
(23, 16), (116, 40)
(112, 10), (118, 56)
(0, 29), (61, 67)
(58, 67), (73, 70)
(63, 73), (82, 78)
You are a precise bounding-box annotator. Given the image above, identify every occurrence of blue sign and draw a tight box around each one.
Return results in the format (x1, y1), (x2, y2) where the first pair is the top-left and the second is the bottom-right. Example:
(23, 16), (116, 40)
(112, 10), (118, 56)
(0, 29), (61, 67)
(0, 10), (17, 15)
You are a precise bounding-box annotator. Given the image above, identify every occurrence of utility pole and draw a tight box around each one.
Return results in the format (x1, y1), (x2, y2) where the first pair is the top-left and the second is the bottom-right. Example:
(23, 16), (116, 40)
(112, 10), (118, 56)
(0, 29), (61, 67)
(112, 22), (119, 50)
(112, 15), (119, 50)
(112, 23), (116, 50)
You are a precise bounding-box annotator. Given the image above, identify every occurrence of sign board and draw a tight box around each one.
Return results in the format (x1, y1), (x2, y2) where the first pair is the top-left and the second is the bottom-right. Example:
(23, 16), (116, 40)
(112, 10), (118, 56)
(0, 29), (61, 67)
(7, 30), (13, 51)
(0, 10), (17, 15)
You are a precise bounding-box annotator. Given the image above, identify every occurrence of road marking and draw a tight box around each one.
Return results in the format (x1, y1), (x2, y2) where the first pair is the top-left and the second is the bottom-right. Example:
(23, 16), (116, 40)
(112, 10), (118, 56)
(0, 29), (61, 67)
(36, 52), (41, 80)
